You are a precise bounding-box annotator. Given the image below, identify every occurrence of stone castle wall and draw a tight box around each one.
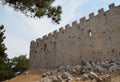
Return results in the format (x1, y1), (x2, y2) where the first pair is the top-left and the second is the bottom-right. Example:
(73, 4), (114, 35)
(29, 3), (120, 68)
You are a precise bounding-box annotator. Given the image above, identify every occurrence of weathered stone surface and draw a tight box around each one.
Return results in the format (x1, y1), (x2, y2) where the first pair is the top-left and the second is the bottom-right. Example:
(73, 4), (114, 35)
(41, 71), (55, 77)
(62, 72), (73, 80)
(40, 59), (120, 81)
(65, 65), (72, 71)
(30, 3), (120, 68)
(71, 68), (78, 74)
(81, 66), (89, 74)
(57, 66), (66, 72)
(86, 62), (92, 70)
(89, 71), (99, 79)
(52, 76), (62, 82)
(74, 65), (82, 73)
(101, 61), (107, 67)
(95, 75), (111, 82)
(109, 64), (120, 72)
(82, 73), (89, 80)
(95, 65), (104, 73)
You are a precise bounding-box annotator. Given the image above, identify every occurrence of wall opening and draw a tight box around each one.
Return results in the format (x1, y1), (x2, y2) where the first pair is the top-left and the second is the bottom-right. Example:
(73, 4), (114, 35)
(78, 37), (81, 39)
(88, 30), (92, 37)
(93, 52), (95, 54)
(35, 51), (37, 53)
(54, 42), (56, 45)
(109, 37), (111, 39)
(44, 43), (47, 51)
(104, 13), (106, 16)
(53, 42), (56, 51)
(81, 28), (84, 31)
(37, 43), (39, 46)
(112, 49), (114, 53)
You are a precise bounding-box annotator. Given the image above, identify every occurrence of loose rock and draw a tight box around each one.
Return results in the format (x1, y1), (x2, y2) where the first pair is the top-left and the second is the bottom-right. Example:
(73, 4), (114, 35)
(82, 73), (89, 81)
(52, 76), (62, 82)
(62, 72), (73, 80)
(41, 77), (52, 82)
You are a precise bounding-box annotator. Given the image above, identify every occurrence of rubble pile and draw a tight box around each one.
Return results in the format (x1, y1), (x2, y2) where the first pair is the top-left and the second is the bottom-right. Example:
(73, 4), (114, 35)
(40, 59), (120, 82)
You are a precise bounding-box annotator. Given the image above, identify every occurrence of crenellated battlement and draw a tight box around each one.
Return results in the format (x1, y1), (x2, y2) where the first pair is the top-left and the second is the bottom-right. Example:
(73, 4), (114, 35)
(65, 24), (71, 29)
(42, 35), (47, 39)
(80, 17), (86, 23)
(29, 3), (120, 68)
(48, 32), (53, 36)
(59, 27), (65, 32)
(98, 8), (104, 14)
(30, 40), (36, 48)
(36, 38), (42, 42)
(109, 3), (115, 9)
(89, 12), (94, 18)
(72, 21), (78, 27)
(34, 3), (118, 41)
(53, 30), (58, 34)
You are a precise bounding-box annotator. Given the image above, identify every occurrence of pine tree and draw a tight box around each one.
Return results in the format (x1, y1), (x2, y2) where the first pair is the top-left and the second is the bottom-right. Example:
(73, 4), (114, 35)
(1, 0), (62, 24)
(0, 25), (7, 59)
(0, 25), (14, 81)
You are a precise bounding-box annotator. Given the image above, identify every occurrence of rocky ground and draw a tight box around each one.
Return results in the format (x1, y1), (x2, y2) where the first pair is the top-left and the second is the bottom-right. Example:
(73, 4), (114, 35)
(5, 59), (120, 82)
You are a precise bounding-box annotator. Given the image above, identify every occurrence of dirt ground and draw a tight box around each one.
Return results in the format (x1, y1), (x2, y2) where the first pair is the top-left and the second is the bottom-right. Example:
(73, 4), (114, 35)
(4, 69), (120, 82)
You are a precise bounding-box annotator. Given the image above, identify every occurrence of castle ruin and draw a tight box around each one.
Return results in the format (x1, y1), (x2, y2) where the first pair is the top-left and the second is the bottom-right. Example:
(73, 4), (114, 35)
(29, 3), (120, 68)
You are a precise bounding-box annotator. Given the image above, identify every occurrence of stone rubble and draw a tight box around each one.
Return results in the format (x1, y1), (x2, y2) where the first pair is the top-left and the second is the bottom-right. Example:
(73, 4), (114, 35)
(40, 59), (120, 82)
(61, 72), (73, 80)
(52, 76), (62, 82)
(82, 73), (89, 80)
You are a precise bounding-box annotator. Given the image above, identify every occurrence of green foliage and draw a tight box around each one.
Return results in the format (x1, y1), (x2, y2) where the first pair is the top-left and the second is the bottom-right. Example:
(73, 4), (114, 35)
(11, 55), (29, 74)
(1, 0), (62, 24)
(0, 25), (29, 81)
(0, 25), (14, 81)
(0, 25), (7, 59)
(0, 70), (13, 80)
(0, 58), (14, 81)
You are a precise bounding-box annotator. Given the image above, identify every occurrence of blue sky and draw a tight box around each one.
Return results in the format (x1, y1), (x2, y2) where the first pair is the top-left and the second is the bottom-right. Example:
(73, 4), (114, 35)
(0, 0), (120, 58)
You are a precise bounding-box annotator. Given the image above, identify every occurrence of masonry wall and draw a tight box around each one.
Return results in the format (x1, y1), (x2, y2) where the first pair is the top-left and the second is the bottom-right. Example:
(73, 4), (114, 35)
(29, 3), (120, 68)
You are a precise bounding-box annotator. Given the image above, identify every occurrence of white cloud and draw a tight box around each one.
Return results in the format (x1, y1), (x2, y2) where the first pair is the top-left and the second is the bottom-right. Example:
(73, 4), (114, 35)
(5, 34), (29, 58)
(56, 0), (89, 25)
